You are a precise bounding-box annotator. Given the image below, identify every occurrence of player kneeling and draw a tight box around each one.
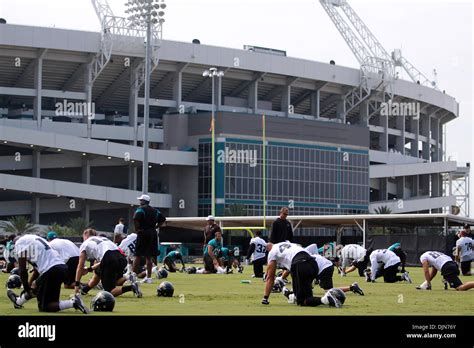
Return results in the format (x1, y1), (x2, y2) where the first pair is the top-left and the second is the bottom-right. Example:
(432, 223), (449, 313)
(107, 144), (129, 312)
(417, 251), (474, 291)
(367, 249), (411, 283)
(261, 242), (362, 308)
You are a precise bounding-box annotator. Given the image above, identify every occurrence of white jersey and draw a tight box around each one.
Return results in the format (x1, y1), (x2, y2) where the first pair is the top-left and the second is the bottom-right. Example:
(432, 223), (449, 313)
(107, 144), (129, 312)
(369, 249), (400, 281)
(79, 236), (118, 262)
(267, 242), (307, 270)
(341, 244), (366, 262)
(312, 254), (333, 274)
(114, 223), (125, 235)
(249, 237), (267, 261)
(456, 237), (473, 262)
(305, 243), (319, 256)
(119, 233), (137, 258)
(48, 238), (80, 263)
(420, 251), (453, 271)
(14, 235), (64, 274)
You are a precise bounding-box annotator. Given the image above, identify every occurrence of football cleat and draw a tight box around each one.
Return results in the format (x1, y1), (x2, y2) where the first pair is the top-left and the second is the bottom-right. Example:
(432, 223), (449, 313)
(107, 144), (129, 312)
(72, 294), (89, 314)
(402, 272), (412, 284)
(7, 289), (23, 309)
(238, 266), (244, 273)
(350, 282), (364, 296)
(442, 279), (448, 290)
(416, 281), (432, 290)
(287, 293), (296, 304)
(131, 280), (142, 298)
(282, 286), (293, 299)
(364, 269), (372, 282)
(324, 289), (343, 308)
(141, 277), (153, 284)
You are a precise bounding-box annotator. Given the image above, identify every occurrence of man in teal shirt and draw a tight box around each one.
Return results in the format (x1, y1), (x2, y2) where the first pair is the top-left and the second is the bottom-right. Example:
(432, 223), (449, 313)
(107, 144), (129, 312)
(220, 247), (243, 274)
(163, 250), (186, 272)
(203, 231), (223, 274)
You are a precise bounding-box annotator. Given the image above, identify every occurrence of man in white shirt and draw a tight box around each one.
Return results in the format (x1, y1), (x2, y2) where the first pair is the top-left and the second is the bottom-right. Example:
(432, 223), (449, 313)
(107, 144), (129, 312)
(47, 231), (81, 289)
(113, 218), (127, 244)
(417, 251), (474, 291)
(455, 230), (472, 276)
(340, 244), (368, 277)
(368, 249), (412, 283)
(7, 234), (88, 314)
(75, 228), (141, 298)
(246, 230), (267, 278)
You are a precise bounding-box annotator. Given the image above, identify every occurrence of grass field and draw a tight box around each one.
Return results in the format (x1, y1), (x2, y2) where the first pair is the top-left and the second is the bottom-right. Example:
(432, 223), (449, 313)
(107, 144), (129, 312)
(1, 266), (473, 316)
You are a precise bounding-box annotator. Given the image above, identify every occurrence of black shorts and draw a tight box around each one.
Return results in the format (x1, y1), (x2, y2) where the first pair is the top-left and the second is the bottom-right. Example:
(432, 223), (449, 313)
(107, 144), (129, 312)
(64, 256), (79, 286)
(290, 254), (319, 306)
(203, 254), (216, 273)
(460, 260), (472, 275)
(383, 262), (401, 283)
(317, 265), (334, 290)
(441, 261), (463, 289)
(135, 230), (158, 257)
(163, 257), (177, 272)
(35, 264), (67, 312)
(100, 250), (127, 292)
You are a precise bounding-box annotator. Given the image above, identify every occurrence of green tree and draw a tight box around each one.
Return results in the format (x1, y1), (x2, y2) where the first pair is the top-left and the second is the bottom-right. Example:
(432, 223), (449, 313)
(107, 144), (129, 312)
(67, 217), (94, 235)
(0, 216), (37, 234)
(47, 222), (75, 237)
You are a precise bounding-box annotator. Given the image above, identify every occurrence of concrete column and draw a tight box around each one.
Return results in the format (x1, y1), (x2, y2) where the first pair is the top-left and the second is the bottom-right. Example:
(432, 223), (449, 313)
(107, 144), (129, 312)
(432, 118), (440, 162)
(336, 97), (345, 123)
(281, 85), (291, 116)
(395, 115), (406, 154)
(421, 114), (431, 161)
(84, 63), (93, 138)
(248, 80), (258, 113)
(33, 57), (45, 130)
(396, 177), (405, 199)
(310, 90), (320, 119)
(81, 157), (91, 222)
(31, 150), (41, 223)
(172, 69), (183, 108)
(411, 118), (420, 158)
(379, 178), (388, 201)
(379, 114), (389, 152)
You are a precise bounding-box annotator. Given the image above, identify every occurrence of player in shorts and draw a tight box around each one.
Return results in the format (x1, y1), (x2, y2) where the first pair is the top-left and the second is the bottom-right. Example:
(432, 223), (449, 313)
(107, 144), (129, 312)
(47, 231), (80, 289)
(339, 244), (367, 277)
(246, 230), (267, 278)
(368, 249), (412, 283)
(455, 230), (472, 276)
(199, 231), (225, 274)
(163, 249), (186, 272)
(6, 234), (88, 313)
(417, 251), (474, 291)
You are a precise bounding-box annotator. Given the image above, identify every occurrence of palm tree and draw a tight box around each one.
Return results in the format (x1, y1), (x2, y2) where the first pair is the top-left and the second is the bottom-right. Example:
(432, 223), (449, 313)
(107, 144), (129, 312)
(374, 206), (392, 214)
(47, 222), (75, 237)
(225, 204), (247, 217)
(67, 217), (94, 235)
(0, 216), (37, 234)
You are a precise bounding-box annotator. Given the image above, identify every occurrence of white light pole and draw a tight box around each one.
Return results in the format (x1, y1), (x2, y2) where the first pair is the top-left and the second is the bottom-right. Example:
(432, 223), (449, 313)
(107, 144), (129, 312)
(125, 0), (166, 194)
(202, 67), (224, 216)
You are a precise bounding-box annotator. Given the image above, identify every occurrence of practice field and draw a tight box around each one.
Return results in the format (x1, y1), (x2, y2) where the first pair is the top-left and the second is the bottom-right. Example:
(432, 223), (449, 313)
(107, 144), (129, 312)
(1, 266), (473, 316)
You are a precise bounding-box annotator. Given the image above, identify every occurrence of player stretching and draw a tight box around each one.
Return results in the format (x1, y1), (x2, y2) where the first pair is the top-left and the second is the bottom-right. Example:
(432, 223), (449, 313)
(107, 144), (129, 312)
(367, 249), (412, 283)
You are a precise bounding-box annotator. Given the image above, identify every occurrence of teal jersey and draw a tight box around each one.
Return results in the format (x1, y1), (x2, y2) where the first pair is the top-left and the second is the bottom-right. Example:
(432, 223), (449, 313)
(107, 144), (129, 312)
(204, 238), (222, 256)
(166, 250), (178, 260)
(220, 247), (230, 259)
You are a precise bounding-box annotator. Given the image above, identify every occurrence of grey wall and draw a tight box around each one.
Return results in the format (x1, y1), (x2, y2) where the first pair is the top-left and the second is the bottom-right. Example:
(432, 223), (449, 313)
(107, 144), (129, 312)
(187, 112), (369, 148)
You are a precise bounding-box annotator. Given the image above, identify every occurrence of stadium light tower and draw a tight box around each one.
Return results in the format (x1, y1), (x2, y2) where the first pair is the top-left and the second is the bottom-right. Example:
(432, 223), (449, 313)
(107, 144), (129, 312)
(125, 0), (166, 194)
(202, 67), (225, 216)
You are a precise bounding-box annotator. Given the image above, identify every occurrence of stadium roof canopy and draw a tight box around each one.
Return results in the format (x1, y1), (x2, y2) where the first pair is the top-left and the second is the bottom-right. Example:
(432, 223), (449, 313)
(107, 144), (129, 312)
(166, 213), (473, 230)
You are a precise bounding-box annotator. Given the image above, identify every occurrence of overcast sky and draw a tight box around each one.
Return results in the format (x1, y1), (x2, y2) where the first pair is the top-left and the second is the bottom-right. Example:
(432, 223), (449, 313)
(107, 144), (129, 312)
(1, 0), (473, 215)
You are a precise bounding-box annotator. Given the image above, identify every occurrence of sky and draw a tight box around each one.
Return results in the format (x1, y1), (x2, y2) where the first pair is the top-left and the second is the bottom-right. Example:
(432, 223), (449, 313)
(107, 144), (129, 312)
(1, 0), (473, 215)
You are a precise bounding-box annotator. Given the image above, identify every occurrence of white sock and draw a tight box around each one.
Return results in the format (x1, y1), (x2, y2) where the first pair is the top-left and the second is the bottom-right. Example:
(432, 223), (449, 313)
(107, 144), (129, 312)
(17, 293), (29, 306)
(196, 269), (205, 274)
(59, 299), (74, 310)
(216, 266), (225, 274)
(321, 293), (329, 305)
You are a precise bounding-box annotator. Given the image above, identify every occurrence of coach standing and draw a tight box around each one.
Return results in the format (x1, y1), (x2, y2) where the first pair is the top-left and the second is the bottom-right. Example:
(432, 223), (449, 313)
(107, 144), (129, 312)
(203, 215), (222, 247)
(269, 207), (294, 244)
(133, 194), (166, 284)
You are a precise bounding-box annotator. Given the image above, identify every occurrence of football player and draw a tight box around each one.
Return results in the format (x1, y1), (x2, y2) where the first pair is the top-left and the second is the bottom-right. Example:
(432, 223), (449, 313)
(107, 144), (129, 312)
(455, 230), (472, 276)
(368, 249), (411, 283)
(339, 244), (368, 277)
(388, 242), (408, 273)
(6, 234), (88, 313)
(262, 242), (361, 307)
(417, 251), (474, 291)
(75, 229), (141, 298)
(199, 230), (225, 274)
(246, 230), (267, 278)
(47, 231), (81, 289)
(163, 249), (186, 273)
(220, 247), (243, 274)
(117, 232), (147, 279)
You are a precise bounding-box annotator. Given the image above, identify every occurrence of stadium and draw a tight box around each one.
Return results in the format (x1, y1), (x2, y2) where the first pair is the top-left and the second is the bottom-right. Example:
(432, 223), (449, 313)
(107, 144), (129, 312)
(0, 0), (473, 328)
